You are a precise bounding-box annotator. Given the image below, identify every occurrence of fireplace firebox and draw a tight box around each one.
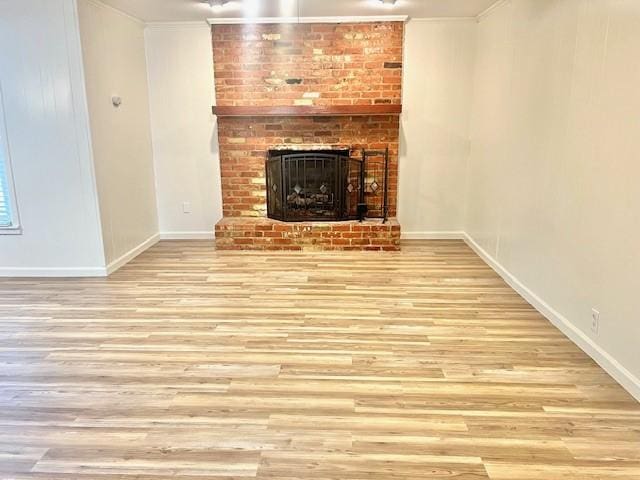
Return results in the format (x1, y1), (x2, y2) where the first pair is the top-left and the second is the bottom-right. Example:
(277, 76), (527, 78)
(266, 148), (390, 222)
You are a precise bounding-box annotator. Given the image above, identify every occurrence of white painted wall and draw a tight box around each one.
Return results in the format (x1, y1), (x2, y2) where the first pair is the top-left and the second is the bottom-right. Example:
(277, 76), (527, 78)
(398, 19), (476, 237)
(145, 23), (222, 239)
(78, 0), (159, 267)
(466, 0), (640, 397)
(0, 0), (106, 276)
(143, 18), (475, 240)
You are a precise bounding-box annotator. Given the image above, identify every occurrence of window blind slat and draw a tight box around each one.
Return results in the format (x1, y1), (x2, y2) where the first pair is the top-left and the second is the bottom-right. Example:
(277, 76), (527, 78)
(0, 153), (12, 227)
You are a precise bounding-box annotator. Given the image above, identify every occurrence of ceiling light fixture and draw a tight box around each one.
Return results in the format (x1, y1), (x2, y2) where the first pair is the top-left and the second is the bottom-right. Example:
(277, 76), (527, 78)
(207, 0), (230, 8)
(379, 0), (398, 5)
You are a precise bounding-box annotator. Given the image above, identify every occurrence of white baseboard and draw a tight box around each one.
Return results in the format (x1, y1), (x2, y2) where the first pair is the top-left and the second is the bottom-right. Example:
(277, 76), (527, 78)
(0, 266), (108, 277)
(0, 233), (160, 278)
(401, 231), (465, 240)
(160, 231), (215, 240)
(106, 233), (160, 275)
(463, 232), (640, 402)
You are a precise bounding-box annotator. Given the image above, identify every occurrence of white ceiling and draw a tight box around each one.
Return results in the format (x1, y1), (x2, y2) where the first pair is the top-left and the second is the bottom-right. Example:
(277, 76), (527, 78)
(99, 0), (498, 23)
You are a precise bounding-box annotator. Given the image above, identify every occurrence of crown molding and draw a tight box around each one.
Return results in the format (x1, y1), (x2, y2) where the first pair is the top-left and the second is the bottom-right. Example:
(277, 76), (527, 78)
(477, 0), (510, 21)
(408, 17), (476, 23)
(83, 0), (145, 25)
(207, 15), (409, 25)
(145, 21), (211, 30)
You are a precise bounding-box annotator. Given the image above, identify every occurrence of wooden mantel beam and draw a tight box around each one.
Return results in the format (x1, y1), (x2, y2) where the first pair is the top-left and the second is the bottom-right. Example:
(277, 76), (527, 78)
(211, 104), (403, 117)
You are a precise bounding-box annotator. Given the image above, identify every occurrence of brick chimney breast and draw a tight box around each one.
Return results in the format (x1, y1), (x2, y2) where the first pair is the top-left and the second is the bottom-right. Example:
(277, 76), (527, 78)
(212, 21), (404, 250)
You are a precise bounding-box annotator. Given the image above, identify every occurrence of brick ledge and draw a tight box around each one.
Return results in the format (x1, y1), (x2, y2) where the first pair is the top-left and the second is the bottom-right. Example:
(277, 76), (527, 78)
(215, 217), (401, 251)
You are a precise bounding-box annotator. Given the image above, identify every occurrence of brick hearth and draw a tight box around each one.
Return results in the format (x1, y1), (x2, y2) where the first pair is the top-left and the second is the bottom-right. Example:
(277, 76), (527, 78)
(216, 218), (400, 251)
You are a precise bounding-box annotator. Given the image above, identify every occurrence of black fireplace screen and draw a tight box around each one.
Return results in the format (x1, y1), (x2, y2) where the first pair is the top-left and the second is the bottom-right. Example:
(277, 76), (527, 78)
(266, 148), (389, 222)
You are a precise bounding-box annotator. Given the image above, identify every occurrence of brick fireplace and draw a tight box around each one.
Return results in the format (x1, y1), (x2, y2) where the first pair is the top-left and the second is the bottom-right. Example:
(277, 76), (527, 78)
(212, 21), (404, 251)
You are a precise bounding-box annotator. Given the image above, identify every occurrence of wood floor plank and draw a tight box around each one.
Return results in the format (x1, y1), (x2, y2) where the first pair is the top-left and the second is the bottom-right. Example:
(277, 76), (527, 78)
(0, 240), (638, 479)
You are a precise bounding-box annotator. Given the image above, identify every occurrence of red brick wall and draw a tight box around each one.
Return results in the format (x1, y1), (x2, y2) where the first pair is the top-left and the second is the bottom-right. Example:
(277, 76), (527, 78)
(212, 23), (403, 107)
(212, 22), (403, 219)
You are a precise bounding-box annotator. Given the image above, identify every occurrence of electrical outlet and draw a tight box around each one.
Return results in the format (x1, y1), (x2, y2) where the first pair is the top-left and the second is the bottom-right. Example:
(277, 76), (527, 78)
(591, 308), (600, 334)
(182, 202), (192, 214)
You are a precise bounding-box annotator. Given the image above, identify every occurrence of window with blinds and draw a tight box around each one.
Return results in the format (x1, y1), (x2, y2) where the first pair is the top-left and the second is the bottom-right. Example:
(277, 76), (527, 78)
(0, 89), (17, 230)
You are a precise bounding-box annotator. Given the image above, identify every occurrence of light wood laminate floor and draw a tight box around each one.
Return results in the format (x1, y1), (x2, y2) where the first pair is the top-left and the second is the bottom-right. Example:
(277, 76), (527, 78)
(0, 240), (639, 479)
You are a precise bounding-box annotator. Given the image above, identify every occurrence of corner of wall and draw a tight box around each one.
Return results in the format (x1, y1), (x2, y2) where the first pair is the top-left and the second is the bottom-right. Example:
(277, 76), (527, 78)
(77, 0), (160, 270)
(65, 0), (108, 268)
